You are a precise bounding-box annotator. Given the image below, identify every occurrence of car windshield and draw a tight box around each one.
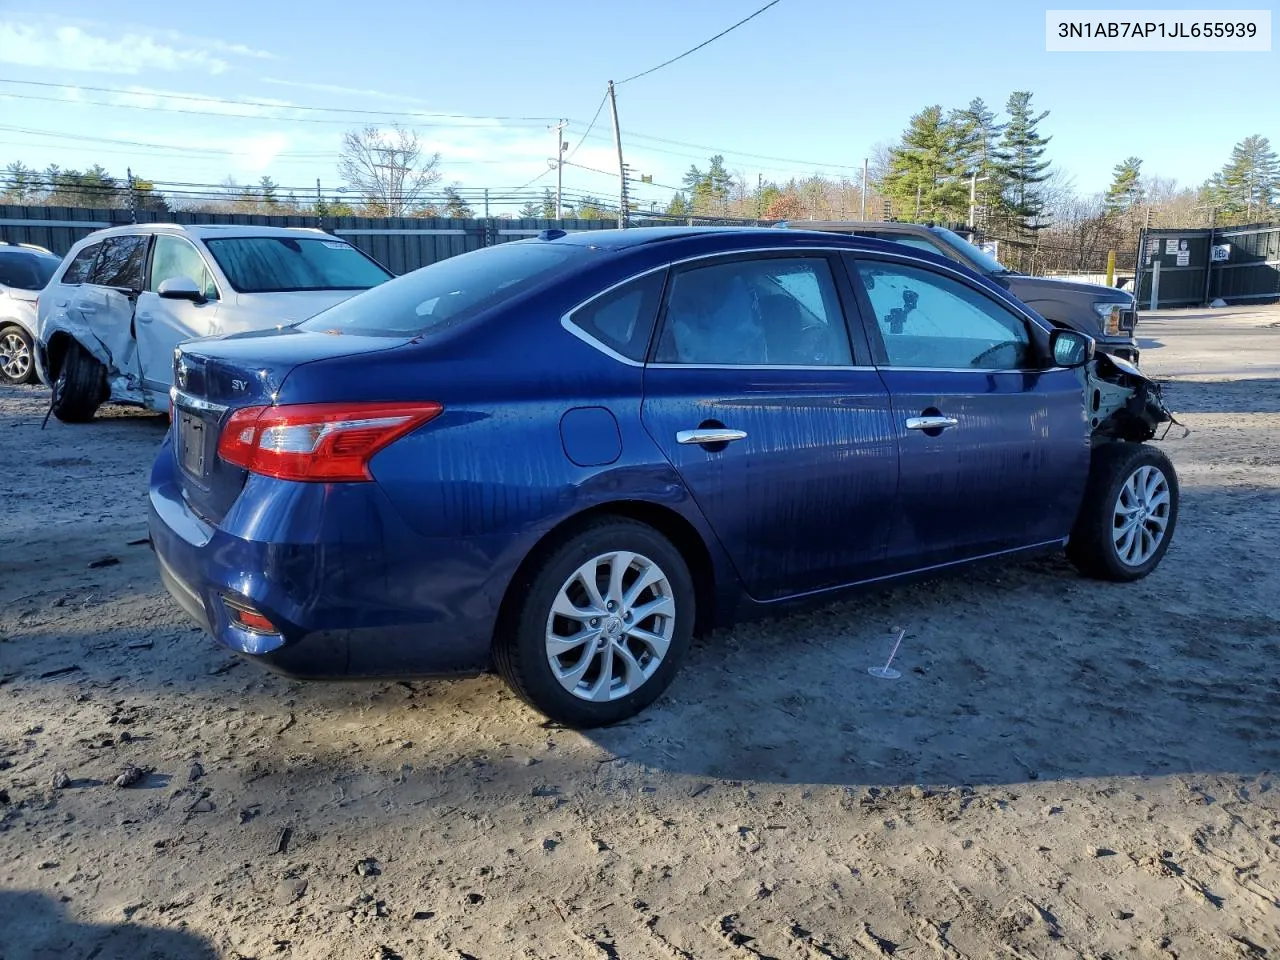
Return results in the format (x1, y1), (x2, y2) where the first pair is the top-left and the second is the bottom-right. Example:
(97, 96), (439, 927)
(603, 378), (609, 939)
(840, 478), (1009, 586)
(931, 227), (1015, 274)
(202, 236), (393, 293)
(297, 241), (587, 338)
(0, 251), (60, 290)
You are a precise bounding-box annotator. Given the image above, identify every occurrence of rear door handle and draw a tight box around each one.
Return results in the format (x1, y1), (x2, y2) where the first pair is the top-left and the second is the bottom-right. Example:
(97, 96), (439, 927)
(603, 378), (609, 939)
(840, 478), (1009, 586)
(905, 416), (959, 431)
(677, 428), (748, 445)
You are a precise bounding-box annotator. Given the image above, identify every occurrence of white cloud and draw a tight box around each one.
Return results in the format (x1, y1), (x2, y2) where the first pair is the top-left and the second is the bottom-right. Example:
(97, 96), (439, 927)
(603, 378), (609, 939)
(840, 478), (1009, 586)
(0, 22), (270, 75)
(258, 78), (431, 106)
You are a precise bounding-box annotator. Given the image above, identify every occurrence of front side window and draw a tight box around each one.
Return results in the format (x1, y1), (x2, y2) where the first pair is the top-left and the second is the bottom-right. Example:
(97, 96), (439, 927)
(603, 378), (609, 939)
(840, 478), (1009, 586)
(149, 235), (218, 300)
(203, 237), (392, 293)
(60, 242), (102, 285)
(91, 235), (149, 290)
(851, 259), (1032, 370)
(654, 256), (852, 366)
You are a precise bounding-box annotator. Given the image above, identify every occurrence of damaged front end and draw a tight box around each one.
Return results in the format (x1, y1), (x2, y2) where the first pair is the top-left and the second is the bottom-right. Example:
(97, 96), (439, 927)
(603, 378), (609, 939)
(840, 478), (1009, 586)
(1082, 352), (1183, 442)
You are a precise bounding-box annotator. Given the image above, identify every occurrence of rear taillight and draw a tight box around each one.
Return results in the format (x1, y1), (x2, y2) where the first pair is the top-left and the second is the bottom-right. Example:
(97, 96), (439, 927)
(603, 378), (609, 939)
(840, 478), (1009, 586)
(217, 401), (443, 482)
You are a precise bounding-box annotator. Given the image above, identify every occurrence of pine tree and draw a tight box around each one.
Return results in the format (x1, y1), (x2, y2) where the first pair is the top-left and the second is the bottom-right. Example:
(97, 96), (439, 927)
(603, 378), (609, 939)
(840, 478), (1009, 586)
(259, 176), (279, 205)
(1104, 157), (1144, 215)
(881, 105), (968, 223)
(949, 98), (1005, 223)
(1208, 135), (1279, 220)
(995, 91), (1053, 230)
(540, 187), (557, 218)
(2, 162), (39, 200)
(518, 200), (542, 218)
(442, 186), (474, 218)
(666, 191), (691, 217)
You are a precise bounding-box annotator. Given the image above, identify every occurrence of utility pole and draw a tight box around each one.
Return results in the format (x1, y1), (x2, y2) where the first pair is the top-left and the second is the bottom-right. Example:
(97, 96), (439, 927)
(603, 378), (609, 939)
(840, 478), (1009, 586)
(756, 172), (763, 224)
(860, 158), (868, 220)
(607, 81), (627, 229)
(967, 172), (990, 229)
(316, 178), (323, 230)
(914, 182), (922, 220)
(551, 119), (567, 218)
(483, 188), (490, 219)
(126, 167), (137, 224)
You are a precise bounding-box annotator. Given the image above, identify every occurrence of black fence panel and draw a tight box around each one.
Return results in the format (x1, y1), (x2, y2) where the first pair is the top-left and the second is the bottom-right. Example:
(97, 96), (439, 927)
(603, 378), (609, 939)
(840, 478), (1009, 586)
(1133, 222), (1279, 308)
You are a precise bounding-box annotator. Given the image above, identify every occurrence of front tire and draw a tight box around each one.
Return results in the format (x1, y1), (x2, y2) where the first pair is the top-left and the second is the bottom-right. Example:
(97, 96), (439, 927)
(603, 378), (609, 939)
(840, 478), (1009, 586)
(1067, 442), (1179, 582)
(0, 324), (36, 385)
(50, 340), (107, 423)
(494, 519), (695, 728)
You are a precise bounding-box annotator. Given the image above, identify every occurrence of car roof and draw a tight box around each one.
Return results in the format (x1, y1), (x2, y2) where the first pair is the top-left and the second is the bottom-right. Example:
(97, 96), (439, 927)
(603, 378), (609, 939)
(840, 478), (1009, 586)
(73, 223), (335, 243)
(774, 220), (940, 234)
(528, 225), (923, 255)
(0, 246), (60, 261)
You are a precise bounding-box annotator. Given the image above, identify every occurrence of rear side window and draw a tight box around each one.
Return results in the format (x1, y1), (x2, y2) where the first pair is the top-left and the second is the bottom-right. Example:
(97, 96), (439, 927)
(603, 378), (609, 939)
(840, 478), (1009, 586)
(91, 235), (150, 289)
(298, 241), (586, 337)
(567, 270), (666, 361)
(61, 242), (102, 284)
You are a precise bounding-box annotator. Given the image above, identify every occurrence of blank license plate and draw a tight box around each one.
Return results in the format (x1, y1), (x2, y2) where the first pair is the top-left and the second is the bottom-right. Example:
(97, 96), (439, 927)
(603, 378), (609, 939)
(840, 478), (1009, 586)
(178, 411), (207, 476)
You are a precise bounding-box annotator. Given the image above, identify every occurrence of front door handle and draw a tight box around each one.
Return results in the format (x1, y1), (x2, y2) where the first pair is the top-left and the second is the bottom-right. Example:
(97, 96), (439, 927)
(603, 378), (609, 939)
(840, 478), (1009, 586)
(677, 428), (748, 445)
(905, 415), (959, 431)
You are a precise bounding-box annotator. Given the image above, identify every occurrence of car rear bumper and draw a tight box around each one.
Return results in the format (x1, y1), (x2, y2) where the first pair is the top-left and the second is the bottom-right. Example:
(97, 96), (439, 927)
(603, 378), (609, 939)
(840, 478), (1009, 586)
(147, 436), (501, 680)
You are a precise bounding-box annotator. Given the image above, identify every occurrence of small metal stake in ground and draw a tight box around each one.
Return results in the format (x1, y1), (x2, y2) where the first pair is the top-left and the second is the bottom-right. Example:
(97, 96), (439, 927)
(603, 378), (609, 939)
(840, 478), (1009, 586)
(868, 626), (906, 679)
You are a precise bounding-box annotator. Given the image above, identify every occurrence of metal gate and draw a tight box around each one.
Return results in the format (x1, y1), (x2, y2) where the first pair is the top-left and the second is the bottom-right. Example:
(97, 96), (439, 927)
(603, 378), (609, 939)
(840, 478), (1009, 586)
(1135, 223), (1280, 309)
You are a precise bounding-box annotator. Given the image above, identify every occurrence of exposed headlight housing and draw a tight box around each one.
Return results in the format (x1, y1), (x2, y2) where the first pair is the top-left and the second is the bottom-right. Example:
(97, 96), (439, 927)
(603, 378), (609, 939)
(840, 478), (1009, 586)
(1093, 301), (1129, 336)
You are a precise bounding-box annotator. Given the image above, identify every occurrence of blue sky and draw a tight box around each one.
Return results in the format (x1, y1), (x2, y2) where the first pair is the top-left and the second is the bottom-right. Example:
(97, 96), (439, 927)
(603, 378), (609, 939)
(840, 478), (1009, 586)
(0, 0), (1274, 210)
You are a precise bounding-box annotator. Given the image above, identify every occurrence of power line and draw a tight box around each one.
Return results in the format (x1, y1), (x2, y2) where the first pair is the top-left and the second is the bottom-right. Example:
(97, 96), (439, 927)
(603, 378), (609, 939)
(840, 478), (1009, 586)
(616, 0), (783, 84)
(563, 91), (609, 163)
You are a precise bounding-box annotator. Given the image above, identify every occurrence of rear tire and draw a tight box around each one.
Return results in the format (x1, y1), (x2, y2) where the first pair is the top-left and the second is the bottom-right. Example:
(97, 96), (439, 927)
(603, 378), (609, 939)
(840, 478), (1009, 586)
(51, 340), (106, 423)
(1067, 442), (1178, 582)
(0, 324), (36, 385)
(494, 519), (695, 728)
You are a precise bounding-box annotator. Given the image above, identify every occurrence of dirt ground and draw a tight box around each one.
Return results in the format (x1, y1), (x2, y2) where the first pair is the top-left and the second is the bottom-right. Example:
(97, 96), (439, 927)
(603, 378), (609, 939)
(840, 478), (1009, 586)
(2, 305), (1279, 960)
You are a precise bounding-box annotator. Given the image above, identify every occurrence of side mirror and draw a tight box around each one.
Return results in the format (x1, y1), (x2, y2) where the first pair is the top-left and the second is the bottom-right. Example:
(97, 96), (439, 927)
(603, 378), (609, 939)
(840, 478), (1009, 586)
(1049, 328), (1094, 368)
(158, 276), (206, 304)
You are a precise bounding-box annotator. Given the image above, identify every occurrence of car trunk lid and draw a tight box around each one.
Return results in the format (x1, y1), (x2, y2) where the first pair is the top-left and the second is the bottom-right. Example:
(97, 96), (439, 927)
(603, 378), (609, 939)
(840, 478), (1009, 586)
(170, 328), (412, 524)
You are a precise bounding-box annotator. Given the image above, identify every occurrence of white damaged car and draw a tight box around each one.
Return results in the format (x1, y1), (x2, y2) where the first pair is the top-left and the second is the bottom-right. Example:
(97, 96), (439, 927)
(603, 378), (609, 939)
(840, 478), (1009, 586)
(34, 224), (394, 422)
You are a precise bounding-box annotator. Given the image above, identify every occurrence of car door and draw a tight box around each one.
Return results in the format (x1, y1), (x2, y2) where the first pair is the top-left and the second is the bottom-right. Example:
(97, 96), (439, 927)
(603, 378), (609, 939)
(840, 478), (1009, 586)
(136, 234), (221, 393)
(640, 251), (899, 601)
(843, 253), (1091, 572)
(67, 235), (149, 387)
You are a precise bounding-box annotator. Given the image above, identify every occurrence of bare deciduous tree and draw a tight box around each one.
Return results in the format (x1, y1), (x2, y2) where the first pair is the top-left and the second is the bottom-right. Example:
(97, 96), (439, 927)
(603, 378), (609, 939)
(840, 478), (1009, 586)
(338, 125), (442, 217)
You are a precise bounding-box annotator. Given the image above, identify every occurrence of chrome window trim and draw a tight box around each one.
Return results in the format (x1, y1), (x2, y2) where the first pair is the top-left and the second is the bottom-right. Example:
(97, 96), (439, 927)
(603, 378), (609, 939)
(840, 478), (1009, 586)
(557, 243), (1050, 371)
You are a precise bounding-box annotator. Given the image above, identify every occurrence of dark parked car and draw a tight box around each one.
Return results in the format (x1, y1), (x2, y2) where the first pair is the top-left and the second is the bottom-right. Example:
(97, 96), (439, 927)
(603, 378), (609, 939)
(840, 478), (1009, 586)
(775, 220), (1141, 364)
(149, 227), (1179, 728)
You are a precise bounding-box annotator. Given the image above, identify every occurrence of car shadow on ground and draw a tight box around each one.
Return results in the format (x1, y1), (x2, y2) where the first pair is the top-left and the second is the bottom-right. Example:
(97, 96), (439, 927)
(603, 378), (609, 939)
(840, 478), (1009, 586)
(0, 890), (218, 959)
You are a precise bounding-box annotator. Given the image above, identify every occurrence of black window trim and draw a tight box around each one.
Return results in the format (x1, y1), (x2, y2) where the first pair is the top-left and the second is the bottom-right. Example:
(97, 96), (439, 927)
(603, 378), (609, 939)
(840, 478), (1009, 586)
(842, 250), (1052, 373)
(646, 249), (869, 369)
(146, 233), (222, 302)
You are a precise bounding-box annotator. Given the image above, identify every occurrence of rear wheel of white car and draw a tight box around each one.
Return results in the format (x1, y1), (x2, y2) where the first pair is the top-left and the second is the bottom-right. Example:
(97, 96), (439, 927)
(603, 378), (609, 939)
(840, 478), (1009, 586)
(495, 519), (695, 728)
(0, 324), (36, 385)
(51, 340), (106, 423)
(1067, 442), (1179, 582)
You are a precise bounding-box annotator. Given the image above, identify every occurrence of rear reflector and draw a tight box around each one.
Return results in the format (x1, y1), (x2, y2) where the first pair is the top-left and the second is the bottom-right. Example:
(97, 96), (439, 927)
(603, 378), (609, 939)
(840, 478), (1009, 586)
(217, 400), (443, 482)
(222, 597), (279, 635)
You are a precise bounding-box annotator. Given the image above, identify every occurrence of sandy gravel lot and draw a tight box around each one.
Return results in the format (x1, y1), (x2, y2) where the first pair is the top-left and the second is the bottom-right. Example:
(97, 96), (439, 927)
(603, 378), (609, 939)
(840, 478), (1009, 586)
(2, 305), (1279, 960)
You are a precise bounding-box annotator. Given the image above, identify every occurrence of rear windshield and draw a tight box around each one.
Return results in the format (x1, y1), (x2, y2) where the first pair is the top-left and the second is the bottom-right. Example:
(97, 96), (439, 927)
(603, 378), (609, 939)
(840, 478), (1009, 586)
(297, 241), (587, 337)
(0, 251), (60, 290)
(203, 236), (393, 293)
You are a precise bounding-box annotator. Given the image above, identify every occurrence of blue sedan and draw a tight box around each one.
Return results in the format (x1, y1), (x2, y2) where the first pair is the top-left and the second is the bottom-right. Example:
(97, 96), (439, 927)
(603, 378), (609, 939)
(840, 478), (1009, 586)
(148, 227), (1179, 727)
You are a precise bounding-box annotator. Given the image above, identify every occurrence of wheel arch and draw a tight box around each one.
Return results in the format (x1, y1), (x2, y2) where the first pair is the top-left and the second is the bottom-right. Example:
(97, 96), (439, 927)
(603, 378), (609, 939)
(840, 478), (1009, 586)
(492, 498), (722, 655)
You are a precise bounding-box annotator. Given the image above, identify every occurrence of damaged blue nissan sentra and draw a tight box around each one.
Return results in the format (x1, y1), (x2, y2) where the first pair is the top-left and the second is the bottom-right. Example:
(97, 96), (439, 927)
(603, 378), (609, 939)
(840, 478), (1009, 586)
(148, 227), (1180, 728)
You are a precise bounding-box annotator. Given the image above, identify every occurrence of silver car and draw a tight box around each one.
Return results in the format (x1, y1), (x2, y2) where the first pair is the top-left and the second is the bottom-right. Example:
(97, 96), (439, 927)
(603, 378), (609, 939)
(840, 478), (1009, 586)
(0, 242), (61, 385)
(34, 224), (394, 422)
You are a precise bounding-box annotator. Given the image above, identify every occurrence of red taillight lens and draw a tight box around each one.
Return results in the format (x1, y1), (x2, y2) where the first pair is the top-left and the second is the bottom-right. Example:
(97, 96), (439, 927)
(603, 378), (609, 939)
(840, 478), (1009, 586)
(217, 401), (443, 482)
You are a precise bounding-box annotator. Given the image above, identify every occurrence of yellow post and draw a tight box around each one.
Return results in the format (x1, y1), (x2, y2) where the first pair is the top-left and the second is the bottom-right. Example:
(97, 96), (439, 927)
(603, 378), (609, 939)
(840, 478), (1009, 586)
(1106, 249), (1116, 287)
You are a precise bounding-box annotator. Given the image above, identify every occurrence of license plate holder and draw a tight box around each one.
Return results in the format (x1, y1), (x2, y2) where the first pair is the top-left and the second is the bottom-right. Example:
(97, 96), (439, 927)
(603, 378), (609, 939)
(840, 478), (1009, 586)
(178, 411), (207, 477)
